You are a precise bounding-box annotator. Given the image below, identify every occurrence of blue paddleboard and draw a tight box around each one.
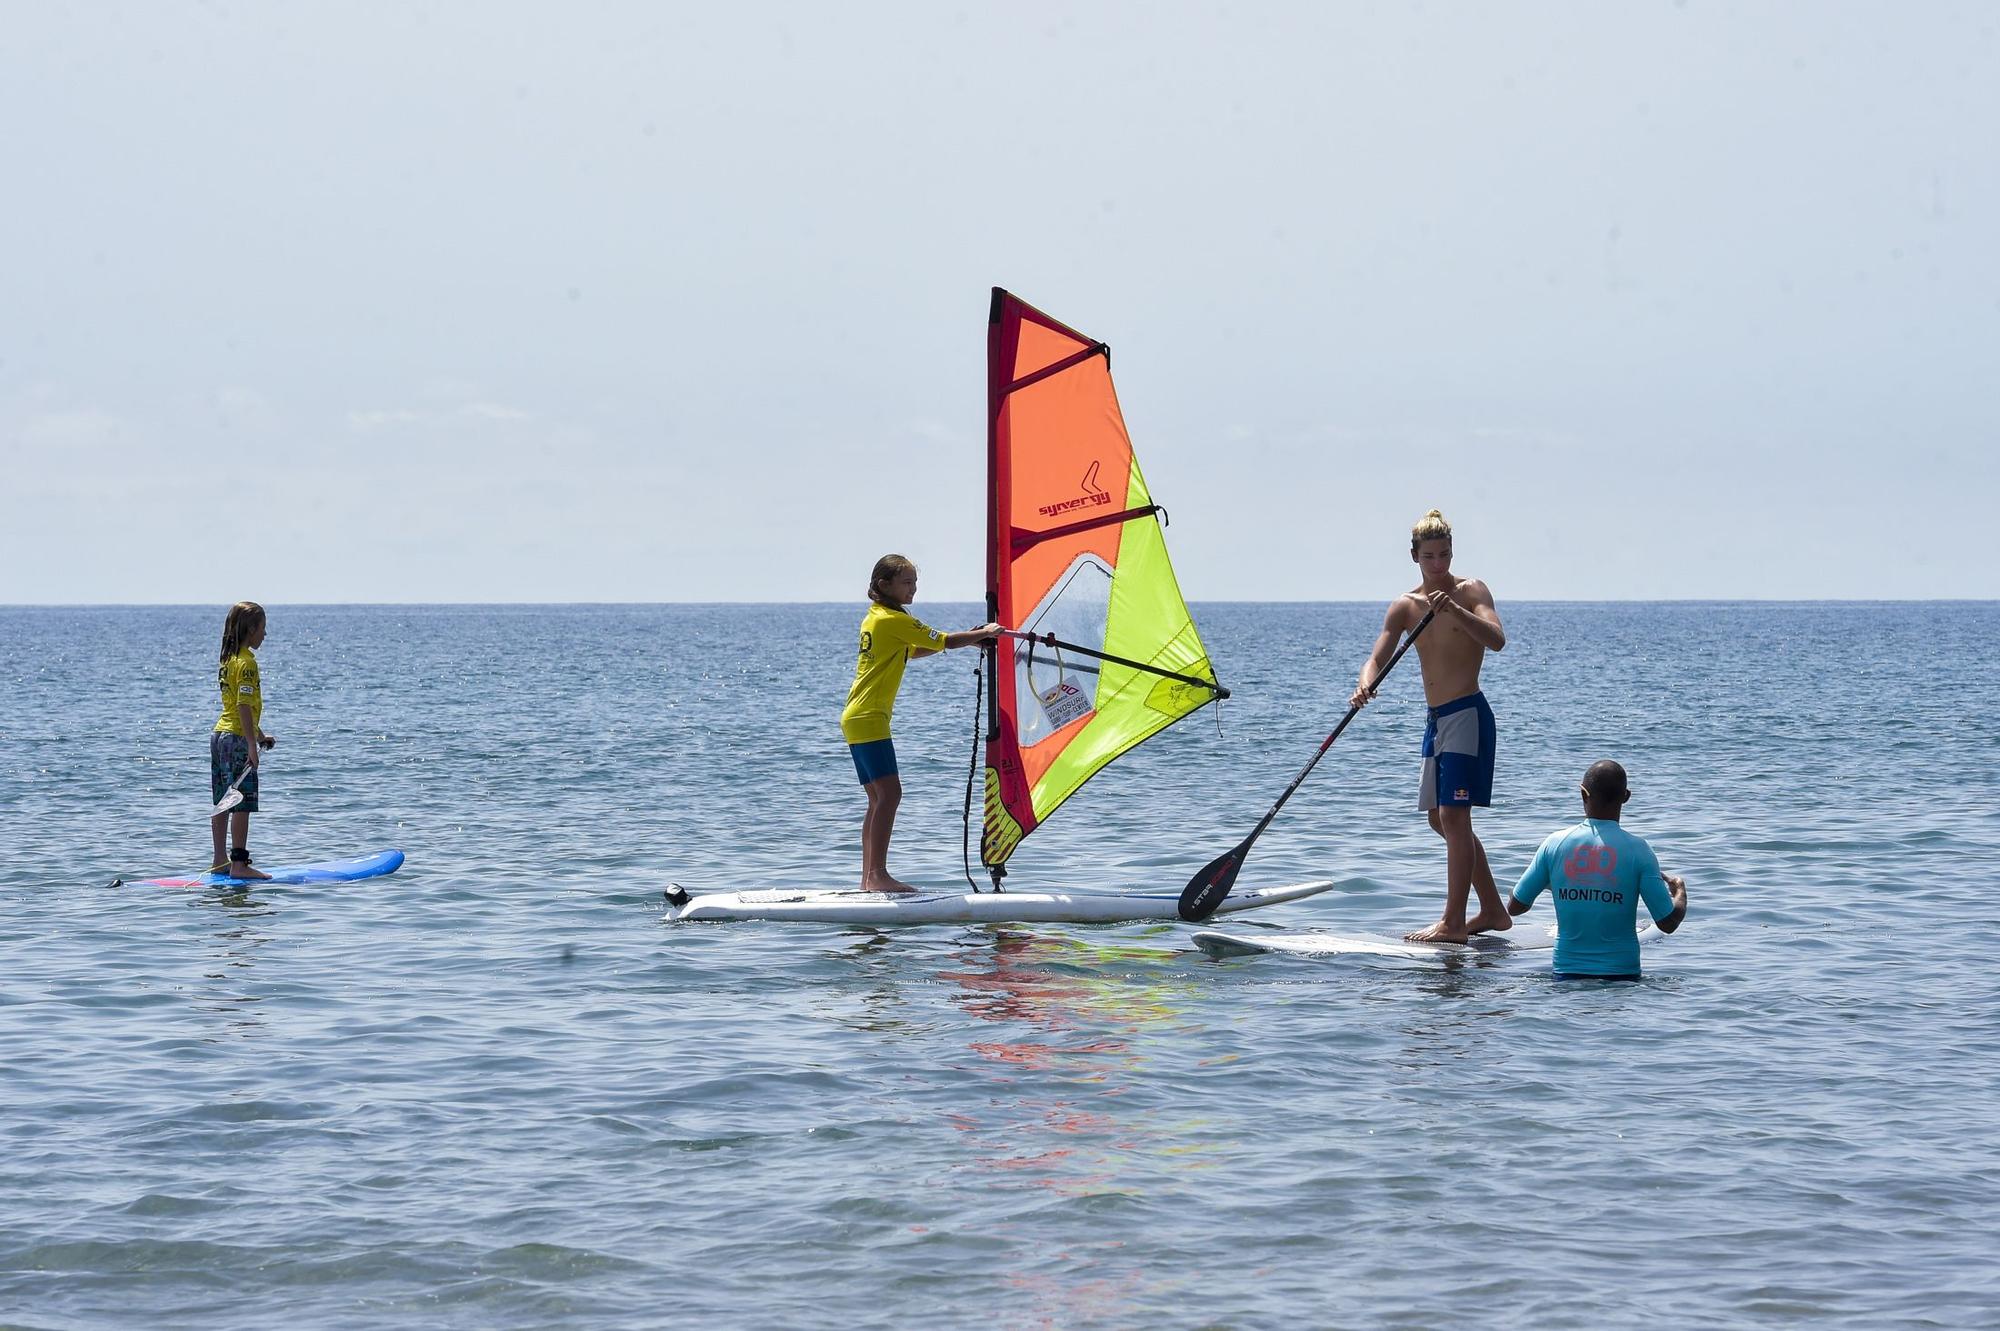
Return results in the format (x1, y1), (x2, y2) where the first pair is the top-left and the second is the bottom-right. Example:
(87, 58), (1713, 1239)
(126, 849), (405, 888)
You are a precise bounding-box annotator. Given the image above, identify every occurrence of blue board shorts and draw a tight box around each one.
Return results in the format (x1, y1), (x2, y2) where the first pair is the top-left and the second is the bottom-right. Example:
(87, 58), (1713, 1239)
(210, 731), (260, 812)
(1418, 691), (1495, 811)
(849, 738), (899, 785)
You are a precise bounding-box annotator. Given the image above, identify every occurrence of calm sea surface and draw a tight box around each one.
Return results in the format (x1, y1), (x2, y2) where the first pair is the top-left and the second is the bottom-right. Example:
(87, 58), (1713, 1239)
(2, 603), (1996, 1330)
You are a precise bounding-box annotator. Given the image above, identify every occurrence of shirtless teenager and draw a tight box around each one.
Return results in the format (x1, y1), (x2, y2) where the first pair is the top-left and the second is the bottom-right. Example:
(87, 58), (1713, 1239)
(1349, 509), (1509, 942)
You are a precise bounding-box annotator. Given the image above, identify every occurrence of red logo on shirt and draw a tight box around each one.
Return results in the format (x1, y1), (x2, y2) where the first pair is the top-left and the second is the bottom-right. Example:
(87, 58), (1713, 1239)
(1564, 845), (1619, 886)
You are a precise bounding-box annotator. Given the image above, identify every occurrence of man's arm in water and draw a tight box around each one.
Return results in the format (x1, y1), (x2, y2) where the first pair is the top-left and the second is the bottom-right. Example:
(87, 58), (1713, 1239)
(1655, 874), (1688, 933)
(1507, 840), (1553, 916)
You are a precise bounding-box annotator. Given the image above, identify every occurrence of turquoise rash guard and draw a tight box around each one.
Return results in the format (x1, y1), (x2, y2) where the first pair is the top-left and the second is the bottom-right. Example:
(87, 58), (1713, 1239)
(1511, 819), (1676, 976)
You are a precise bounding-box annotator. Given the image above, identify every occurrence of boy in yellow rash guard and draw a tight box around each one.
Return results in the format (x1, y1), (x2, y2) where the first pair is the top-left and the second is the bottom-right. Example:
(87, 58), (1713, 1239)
(211, 601), (278, 879)
(841, 554), (997, 893)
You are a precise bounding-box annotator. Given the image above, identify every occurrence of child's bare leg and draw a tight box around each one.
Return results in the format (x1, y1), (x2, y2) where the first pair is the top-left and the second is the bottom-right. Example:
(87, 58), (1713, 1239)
(858, 789), (881, 887)
(860, 776), (915, 892)
(226, 809), (269, 880)
(210, 811), (228, 873)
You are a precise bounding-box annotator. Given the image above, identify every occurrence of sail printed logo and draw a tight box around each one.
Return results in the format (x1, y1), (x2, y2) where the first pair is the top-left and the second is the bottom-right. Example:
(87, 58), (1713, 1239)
(1039, 675), (1092, 729)
(1038, 460), (1112, 518)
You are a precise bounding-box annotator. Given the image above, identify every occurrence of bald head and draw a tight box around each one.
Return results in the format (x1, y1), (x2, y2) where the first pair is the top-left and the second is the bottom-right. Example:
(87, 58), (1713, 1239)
(1582, 760), (1628, 801)
(1580, 760), (1631, 819)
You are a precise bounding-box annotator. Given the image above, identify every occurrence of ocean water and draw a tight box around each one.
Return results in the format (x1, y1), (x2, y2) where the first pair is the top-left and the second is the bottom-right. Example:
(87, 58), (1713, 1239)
(1, 602), (1995, 1330)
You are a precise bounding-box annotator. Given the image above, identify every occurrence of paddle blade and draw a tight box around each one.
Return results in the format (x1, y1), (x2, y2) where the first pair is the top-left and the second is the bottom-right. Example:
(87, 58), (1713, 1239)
(212, 788), (245, 816)
(1178, 844), (1246, 921)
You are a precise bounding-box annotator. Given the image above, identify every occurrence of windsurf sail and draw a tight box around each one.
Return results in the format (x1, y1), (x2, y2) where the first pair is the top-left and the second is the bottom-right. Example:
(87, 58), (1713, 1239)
(981, 289), (1226, 881)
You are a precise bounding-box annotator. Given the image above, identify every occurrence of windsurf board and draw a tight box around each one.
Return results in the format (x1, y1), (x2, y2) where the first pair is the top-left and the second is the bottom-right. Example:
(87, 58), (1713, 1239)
(667, 878), (1335, 925)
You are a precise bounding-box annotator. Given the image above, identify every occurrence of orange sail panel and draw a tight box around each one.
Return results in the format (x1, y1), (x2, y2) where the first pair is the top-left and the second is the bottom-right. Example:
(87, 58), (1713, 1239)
(982, 289), (1223, 873)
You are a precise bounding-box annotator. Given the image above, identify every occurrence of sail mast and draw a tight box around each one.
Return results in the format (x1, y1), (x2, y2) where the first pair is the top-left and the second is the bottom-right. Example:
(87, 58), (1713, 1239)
(983, 288), (1007, 887)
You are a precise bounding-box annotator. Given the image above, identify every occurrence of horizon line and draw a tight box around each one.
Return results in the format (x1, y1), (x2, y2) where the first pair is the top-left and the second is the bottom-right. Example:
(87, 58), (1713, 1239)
(5, 597), (1997, 610)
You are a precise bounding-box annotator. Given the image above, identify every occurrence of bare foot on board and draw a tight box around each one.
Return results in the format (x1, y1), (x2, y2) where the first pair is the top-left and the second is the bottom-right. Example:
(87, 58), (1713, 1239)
(1404, 920), (1469, 944)
(1465, 909), (1513, 936)
(227, 864), (272, 881)
(860, 876), (920, 894)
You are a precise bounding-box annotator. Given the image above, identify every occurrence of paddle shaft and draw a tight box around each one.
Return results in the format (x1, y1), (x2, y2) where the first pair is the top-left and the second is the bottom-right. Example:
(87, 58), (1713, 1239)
(1179, 608), (1435, 919)
(1243, 607), (1436, 840)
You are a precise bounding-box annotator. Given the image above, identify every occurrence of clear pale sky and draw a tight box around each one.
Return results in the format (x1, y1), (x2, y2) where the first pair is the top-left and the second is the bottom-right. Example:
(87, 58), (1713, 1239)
(4, 2), (1994, 604)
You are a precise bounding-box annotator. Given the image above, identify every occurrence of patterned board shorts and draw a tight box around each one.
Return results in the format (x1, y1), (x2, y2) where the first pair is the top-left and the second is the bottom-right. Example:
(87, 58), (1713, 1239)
(1418, 691), (1495, 811)
(210, 731), (261, 813)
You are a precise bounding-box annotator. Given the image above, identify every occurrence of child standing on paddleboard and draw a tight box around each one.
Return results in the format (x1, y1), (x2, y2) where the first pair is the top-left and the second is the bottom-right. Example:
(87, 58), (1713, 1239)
(842, 555), (997, 892)
(211, 601), (276, 880)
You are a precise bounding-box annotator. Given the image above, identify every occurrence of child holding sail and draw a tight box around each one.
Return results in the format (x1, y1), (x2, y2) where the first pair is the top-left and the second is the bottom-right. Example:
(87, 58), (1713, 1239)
(841, 555), (998, 892)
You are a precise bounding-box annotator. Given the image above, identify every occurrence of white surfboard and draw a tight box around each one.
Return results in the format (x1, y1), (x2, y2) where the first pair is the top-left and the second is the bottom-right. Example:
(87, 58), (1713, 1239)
(666, 879), (1336, 925)
(1192, 922), (1664, 960)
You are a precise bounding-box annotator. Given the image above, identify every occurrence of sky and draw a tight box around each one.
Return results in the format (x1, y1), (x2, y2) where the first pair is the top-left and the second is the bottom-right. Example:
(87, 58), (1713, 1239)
(3, 1), (1995, 603)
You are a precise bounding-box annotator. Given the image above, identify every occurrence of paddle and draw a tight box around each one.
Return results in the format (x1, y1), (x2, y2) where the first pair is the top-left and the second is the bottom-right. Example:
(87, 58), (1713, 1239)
(1177, 607), (1436, 921)
(212, 763), (256, 815)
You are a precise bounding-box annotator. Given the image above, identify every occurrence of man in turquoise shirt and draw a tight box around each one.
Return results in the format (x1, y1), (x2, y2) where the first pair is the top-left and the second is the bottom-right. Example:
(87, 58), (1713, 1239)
(1508, 760), (1688, 979)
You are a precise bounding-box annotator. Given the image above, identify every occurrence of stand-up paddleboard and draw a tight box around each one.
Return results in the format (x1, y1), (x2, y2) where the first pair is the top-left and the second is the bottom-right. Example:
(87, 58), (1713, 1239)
(118, 849), (405, 889)
(1192, 921), (1663, 960)
(666, 879), (1335, 925)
